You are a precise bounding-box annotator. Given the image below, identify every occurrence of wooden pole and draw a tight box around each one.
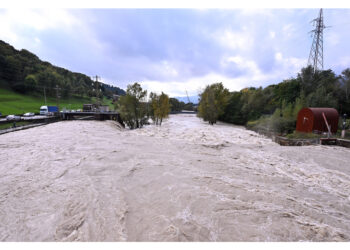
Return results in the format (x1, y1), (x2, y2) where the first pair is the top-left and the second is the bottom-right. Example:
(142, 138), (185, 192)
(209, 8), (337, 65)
(322, 112), (331, 138)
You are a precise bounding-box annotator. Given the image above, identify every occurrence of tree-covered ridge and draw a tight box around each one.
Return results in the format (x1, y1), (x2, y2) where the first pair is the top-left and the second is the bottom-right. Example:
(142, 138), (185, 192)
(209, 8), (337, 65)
(0, 40), (125, 99)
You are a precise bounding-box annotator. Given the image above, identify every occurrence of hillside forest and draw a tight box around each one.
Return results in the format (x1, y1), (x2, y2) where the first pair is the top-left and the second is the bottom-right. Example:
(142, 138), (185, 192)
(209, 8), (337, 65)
(0, 40), (125, 101)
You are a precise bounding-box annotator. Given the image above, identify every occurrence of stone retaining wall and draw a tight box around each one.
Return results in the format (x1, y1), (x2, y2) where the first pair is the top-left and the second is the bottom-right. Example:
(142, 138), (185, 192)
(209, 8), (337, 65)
(337, 139), (350, 148)
(252, 128), (350, 148)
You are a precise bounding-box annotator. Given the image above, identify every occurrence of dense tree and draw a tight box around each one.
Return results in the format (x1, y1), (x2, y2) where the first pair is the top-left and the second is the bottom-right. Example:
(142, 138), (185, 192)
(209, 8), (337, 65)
(149, 92), (171, 125)
(3, 55), (22, 82)
(198, 83), (230, 125)
(341, 68), (350, 101)
(24, 74), (37, 92)
(273, 79), (301, 106)
(0, 55), (5, 76)
(169, 98), (185, 112)
(297, 65), (315, 96)
(0, 39), (125, 99)
(116, 83), (148, 129)
(183, 102), (195, 111)
(220, 66), (349, 135)
(220, 91), (245, 125)
(240, 87), (268, 121)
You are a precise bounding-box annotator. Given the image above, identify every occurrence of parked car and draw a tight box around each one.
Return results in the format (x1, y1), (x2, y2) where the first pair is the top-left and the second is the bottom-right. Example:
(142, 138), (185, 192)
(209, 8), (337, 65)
(23, 112), (35, 117)
(6, 115), (21, 121)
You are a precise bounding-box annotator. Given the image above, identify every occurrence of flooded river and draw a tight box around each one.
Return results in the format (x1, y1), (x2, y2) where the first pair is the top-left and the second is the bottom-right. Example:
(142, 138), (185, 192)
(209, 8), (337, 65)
(0, 114), (350, 241)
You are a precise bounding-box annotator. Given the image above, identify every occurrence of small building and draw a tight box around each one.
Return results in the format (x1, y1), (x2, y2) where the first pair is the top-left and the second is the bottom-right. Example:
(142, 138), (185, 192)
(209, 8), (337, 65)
(83, 104), (98, 112)
(99, 105), (110, 112)
(112, 94), (120, 103)
(296, 107), (339, 134)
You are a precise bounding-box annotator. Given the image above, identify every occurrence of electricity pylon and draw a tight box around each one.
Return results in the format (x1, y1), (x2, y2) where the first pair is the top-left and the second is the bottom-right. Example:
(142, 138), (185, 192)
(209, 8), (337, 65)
(308, 8), (328, 73)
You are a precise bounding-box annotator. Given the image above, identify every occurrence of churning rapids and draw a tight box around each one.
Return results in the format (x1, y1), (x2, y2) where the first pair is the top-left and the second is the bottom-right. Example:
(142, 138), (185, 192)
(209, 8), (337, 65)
(0, 114), (350, 241)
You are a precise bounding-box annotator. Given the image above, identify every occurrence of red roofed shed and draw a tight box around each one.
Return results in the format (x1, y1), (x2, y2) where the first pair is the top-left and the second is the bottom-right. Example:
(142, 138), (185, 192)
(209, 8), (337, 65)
(296, 108), (339, 134)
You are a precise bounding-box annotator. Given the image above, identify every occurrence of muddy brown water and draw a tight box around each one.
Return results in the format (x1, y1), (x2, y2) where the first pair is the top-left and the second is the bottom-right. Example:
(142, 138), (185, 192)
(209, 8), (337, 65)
(0, 114), (349, 241)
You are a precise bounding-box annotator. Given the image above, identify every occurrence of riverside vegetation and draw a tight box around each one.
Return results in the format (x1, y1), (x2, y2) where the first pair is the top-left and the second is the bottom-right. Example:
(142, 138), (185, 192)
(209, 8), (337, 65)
(198, 66), (350, 136)
(2, 38), (350, 135)
(115, 83), (171, 129)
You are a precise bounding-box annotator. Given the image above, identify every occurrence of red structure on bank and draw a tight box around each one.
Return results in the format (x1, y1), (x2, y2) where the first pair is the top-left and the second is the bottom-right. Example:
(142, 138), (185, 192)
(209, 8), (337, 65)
(296, 108), (339, 134)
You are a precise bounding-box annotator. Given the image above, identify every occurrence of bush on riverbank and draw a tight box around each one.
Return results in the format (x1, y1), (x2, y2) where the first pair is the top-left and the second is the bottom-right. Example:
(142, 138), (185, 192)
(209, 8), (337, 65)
(285, 131), (323, 139)
(246, 114), (296, 135)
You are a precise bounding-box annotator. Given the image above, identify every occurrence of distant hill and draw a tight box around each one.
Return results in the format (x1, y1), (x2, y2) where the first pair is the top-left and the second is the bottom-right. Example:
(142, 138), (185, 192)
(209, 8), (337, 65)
(0, 40), (125, 100)
(174, 95), (199, 104)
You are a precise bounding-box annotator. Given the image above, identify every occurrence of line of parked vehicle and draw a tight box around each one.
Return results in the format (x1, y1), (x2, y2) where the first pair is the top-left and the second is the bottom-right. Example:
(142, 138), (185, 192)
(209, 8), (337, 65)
(5, 113), (35, 121)
(1, 104), (90, 123)
(0, 105), (61, 122)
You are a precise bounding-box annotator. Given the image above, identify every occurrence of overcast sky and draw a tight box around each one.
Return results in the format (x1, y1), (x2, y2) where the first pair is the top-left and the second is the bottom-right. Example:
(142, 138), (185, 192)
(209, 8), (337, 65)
(1, 8), (350, 96)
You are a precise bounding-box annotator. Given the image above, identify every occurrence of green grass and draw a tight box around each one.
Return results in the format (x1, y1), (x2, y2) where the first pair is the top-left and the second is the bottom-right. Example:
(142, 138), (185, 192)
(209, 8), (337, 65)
(286, 130), (350, 140)
(0, 88), (114, 115)
(286, 131), (323, 139)
(0, 121), (31, 130)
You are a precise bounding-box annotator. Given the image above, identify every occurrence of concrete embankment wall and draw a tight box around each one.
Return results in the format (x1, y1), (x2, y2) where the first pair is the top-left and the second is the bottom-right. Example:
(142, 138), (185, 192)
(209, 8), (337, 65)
(250, 128), (350, 148)
(337, 139), (350, 148)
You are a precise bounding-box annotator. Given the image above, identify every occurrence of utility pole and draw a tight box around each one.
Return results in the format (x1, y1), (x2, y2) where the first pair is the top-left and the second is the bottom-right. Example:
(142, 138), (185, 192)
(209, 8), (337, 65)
(308, 8), (329, 73)
(93, 75), (101, 107)
(43, 87), (47, 105)
(54, 85), (61, 111)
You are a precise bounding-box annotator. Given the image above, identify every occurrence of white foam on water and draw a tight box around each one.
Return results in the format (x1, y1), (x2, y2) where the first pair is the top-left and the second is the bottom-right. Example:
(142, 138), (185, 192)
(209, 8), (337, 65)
(0, 114), (349, 241)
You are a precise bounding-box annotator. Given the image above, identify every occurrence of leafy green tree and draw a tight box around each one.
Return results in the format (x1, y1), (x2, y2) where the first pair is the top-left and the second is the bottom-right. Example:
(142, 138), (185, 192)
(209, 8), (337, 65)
(198, 83), (230, 125)
(293, 92), (307, 119)
(273, 79), (301, 107)
(306, 86), (337, 108)
(150, 92), (171, 125)
(298, 66), (339, 108)
(220, 91), (246, 125)
(62, 83), (72, 99)
(116, 83), (148, 129)
(183, 102), (194, 111)
(169, 98), (185, 112)
(341, 68), (350, 101)
(0, 55), (6, 79)
(240, 87), (268, 121)
(339, 68), (350, 115)
(4, 55), (22, 82)
(297, 65), (315, 96)
(24, 74), (37, 92)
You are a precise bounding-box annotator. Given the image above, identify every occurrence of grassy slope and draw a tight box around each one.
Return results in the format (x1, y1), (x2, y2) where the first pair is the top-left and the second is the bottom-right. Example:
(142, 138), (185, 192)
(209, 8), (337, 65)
(0, 121), (31, 130)
(0, 87), (114, 115)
